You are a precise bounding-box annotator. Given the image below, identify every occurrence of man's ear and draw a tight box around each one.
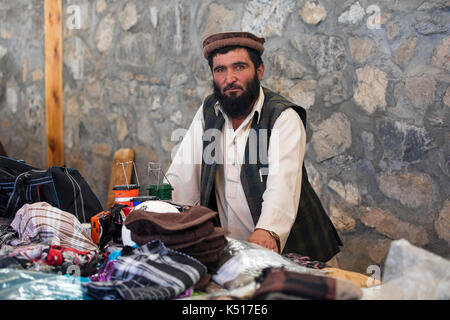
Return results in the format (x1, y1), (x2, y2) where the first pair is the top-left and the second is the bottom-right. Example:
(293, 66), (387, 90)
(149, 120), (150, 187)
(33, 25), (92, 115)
(257, 63), (265, 81)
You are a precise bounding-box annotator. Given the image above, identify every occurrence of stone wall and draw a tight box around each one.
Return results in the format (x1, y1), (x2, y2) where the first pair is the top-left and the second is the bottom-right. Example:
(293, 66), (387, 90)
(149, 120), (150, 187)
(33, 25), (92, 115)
(0, 0), (449, 273)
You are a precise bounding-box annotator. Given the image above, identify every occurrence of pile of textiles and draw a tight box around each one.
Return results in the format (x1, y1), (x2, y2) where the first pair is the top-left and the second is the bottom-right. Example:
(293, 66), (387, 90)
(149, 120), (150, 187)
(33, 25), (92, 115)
(82, 240), (207, 300)
(251, 267), (363, 300)
(124, 205), (228, 271)
(0, 202), (104, 276)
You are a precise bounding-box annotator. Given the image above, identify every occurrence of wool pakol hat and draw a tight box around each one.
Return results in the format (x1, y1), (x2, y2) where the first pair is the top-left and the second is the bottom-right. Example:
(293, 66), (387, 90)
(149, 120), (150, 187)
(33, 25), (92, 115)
(202, 31), (265, 59)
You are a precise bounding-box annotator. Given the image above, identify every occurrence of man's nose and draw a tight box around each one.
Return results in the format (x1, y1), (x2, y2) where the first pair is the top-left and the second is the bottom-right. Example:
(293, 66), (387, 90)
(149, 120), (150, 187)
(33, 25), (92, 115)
(225, 69), (237, 84)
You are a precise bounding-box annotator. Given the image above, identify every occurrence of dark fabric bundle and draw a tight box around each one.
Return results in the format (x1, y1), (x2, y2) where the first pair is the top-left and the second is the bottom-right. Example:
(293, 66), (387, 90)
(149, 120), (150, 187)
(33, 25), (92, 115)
(252, 267), (362, 300)
(124, 205), (228, 266)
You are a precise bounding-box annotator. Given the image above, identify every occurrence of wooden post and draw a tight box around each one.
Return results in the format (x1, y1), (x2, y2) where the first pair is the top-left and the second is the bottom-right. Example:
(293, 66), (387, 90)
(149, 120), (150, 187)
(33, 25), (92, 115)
(45, 0), (64, 167)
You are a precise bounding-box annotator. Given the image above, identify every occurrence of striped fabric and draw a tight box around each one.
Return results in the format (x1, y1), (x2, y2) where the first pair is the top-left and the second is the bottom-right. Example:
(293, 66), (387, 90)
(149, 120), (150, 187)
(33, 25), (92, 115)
(83, 240), (207, 300)
(10, 202), (97, 252)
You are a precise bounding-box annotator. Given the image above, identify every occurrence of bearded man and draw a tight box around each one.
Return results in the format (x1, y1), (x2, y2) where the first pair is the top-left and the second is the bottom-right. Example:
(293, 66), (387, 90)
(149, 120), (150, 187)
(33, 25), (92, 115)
(166, 31), (342, 263)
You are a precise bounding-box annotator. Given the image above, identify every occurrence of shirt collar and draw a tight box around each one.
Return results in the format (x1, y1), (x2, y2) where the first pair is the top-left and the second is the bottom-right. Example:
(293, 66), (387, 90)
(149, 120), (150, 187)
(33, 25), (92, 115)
(214, 86), (264, 124)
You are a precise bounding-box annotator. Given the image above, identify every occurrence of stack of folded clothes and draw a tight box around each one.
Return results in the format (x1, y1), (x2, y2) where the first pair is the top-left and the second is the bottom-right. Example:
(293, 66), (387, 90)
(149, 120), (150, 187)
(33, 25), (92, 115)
(124, 205), (228, 271)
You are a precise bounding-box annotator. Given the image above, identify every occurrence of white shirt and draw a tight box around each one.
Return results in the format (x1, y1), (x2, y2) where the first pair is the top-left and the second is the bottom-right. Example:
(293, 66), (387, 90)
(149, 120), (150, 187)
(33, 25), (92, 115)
(166, 87), (306, 251)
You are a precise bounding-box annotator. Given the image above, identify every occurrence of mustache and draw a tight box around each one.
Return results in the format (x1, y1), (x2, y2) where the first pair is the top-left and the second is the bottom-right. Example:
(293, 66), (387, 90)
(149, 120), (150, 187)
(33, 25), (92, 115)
(224, 83), (243, 91)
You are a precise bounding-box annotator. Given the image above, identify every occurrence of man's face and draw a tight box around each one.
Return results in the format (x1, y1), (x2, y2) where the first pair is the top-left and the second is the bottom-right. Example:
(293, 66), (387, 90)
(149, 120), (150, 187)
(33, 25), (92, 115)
(212, 48), (264, 119)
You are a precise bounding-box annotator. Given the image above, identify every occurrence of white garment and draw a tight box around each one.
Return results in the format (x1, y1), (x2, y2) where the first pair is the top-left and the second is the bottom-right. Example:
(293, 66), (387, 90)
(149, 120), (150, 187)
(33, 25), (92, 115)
(166, 87), (306, 251)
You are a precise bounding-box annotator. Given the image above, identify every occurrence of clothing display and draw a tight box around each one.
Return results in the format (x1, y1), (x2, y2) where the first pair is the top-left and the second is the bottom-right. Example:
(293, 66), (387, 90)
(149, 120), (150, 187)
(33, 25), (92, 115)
(124, 205), (228, 267)
(0, 201), (381, 301)
(82, 240), (207, 300)
(10, 202), (98, 252)
(1, 242), (102, 276)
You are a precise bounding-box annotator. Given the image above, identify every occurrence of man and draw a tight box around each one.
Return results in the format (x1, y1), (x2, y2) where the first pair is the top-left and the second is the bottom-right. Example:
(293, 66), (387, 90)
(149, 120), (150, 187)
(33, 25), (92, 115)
(166, 31), (342, 262)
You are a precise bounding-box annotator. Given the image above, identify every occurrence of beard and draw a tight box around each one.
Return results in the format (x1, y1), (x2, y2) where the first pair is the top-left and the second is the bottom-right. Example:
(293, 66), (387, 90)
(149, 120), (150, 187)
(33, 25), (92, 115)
(213, 74), (261, 119)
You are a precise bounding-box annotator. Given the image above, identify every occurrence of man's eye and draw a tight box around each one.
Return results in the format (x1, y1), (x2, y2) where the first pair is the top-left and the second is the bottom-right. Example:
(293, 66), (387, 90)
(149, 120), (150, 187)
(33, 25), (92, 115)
(235, 65), (245, 71)
(215, 67), (224, 73)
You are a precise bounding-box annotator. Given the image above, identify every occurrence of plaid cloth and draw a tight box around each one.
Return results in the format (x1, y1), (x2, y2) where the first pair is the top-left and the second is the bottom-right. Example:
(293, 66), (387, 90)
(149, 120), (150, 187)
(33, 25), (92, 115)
(0, 224), (17, 246)
(82, 240), (207, 300)
(10, 202), (97, 252)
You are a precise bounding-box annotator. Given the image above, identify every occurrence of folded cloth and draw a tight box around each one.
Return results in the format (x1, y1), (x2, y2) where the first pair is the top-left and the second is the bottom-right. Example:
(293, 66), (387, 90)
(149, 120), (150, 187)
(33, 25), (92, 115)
(252, 267), (362, 300)
(124, 206), (218, 234)
(170, 227), (228, 251)
(10, 202), (97, 252)
(124, 206), (228, 268)
(187, 242), (228, 264)
(129, 220), (215, 246)
(82, 240), (207, 300)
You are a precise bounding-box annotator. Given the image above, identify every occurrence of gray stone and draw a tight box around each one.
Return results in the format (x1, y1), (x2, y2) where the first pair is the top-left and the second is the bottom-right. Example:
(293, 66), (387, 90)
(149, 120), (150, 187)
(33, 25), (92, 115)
(386, 20), (401, 40)
(376, 172), (435, 209)
(116, 116), (128, 142)
(393, 37), (417, 67)
(432, 36), (450, 71)
(353, 66), (388, 114)
(348, 37), (377, 63)
(415, 12), (449, 35)
(311, 112), (352, 162)
(270, 54), (307, 79)
(0, 29), (11, 39)
(0, 45), (6, 60)
(118, 2), (139, 31)
(368, 239), (391, 264)
(202, 4), (236, 39)
(96, 0), (107, 13)
(318, 72), (352, 106)
(403, 126), (434, 162)
(105, 80), (129, 104)
(92, 143), (111, 157)
(418, 0), (450, 11)
(434, 199), (450, 244)
(95, 13), (115, 53)
(242, 0), (295, 37)
(64, 37), (85, 80)
(306, 35), (347, 76)
(24, 85), (44, 131)
(377, 119), (434, 163)
(6, 80), (18, 113)
(149, 7), (158, 28)
(338, 1), (365, 25)
(362, 131), (375, 160)
(300, 2), (327, 25)
(328, 179), (361, 205)
(329, 205), (356, 233)
(116, 33), (155, 67)
(281, 79), (316, 110)
(361, 207), (429, 246)
(444, 87), (450, 107)
(405, 74), (436, 108)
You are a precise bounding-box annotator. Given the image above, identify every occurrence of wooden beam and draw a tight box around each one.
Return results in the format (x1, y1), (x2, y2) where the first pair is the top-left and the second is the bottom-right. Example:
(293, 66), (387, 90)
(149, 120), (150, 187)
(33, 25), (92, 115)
(45, 0), (64, 167)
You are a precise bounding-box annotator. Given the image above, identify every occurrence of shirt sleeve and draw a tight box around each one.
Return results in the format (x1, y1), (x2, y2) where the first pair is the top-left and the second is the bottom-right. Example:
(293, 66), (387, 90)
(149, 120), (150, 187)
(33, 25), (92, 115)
(255, 107), (306, 251)
(165, 104), (204, 206)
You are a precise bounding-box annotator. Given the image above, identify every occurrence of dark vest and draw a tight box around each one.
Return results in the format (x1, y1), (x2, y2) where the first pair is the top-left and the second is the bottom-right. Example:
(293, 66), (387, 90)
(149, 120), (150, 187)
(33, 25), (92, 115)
(199, 87), (342, 262)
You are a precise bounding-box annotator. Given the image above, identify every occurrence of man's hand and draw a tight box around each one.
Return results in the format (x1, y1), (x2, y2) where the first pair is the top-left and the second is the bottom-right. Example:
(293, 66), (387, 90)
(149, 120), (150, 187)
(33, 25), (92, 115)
(247, 229), (279, 253)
